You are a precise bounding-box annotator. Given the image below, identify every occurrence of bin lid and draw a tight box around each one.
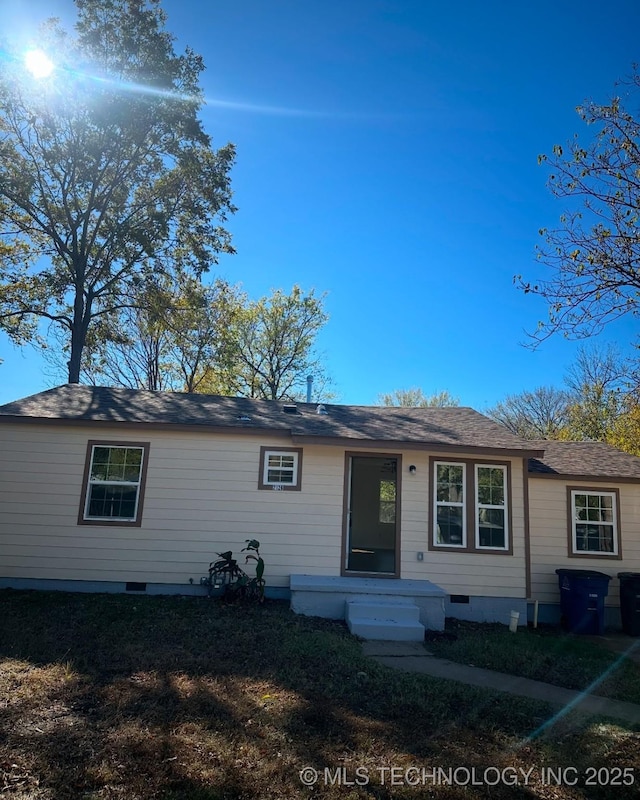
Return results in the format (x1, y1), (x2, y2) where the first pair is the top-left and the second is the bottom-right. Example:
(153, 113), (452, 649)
(555, 568), (611, 580)
(618, 572), (640, 579)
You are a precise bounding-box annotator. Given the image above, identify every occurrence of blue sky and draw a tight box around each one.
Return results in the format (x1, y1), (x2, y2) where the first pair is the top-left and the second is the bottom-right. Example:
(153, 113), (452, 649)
(1, 0), (639, 409)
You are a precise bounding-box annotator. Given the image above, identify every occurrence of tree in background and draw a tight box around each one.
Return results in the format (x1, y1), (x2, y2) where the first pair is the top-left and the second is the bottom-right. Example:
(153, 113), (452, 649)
(517, 68), (640, 346)
(0, 0), (235, 383)
(608, 401), (640, 457)
(81, 276), (241, 392)
(377, 388), (460, 407)
(485, 386), (570, 439)
(487, 344), (640, 454)
(198, 286), (331, 401)
(562, 343), (629, 441)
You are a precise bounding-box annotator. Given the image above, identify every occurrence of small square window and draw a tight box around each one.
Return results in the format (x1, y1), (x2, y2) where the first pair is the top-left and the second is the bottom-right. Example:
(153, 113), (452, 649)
(259, 447), (302, 491)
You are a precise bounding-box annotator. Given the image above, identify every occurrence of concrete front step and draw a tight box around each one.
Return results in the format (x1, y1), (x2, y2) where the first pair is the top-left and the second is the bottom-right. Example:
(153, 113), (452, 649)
(346, 599), (425, 641)
(348, 616), (426, 641)
(346, 601), (420, 624)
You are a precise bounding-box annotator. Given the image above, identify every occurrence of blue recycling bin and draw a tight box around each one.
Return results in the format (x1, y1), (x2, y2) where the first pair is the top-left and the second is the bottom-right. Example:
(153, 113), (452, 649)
(618, 573), (640, 636)
(555, 569), (611, 635)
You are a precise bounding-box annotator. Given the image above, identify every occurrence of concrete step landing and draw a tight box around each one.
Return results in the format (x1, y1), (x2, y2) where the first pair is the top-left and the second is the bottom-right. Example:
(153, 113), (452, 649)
(346, 600), (425, 641)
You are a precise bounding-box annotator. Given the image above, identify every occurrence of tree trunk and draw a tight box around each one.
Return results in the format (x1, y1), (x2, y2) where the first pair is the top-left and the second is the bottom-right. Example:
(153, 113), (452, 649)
(68, 288), (90, 384)
(67, 328), (84, 383)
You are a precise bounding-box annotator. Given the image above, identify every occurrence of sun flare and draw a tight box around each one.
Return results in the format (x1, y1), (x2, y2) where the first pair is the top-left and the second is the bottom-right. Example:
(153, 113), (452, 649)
(24, 49), (55, 79)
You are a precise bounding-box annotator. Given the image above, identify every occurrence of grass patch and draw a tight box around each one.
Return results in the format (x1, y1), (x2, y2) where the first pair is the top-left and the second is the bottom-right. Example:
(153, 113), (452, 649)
(426, 620), (640, 704)
(0, 590), (638, 799)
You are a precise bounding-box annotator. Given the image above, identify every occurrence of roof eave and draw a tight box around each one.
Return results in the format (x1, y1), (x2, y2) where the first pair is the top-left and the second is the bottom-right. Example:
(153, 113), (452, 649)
(528, 470), (640, 484)
(291, 433), (544, 457)
(0, 415), (295, 438)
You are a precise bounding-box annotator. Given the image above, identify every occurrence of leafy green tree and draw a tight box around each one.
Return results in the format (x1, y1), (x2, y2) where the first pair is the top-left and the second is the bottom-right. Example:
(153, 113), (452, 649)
(518, 69), (640, 344)
(199, 286), (330, 401)
(81, 276), (242, 392)
(0, 0), (235, 383)
(377, 388), (460, 407)
(608, 400), (640, 457)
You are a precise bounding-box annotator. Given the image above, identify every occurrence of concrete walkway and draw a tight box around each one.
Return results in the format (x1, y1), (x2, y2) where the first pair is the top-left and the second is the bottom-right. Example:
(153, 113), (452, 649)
(361, 641), (640, 726)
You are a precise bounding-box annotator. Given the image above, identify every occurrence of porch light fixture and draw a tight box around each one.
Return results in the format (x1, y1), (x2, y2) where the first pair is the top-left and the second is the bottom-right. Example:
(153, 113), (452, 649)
(409, 465), (417, 474)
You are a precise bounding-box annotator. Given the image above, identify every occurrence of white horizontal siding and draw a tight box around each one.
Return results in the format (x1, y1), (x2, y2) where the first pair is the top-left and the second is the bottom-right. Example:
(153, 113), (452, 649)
(529, 477), (640, 605)
(0, 423), (529, 596)
(0, 424), (344, 587)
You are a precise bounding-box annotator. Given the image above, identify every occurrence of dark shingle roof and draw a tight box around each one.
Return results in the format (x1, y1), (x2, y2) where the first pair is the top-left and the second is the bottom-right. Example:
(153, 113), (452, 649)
(528, 439), (640, 481)
(0, 384), (540, 454)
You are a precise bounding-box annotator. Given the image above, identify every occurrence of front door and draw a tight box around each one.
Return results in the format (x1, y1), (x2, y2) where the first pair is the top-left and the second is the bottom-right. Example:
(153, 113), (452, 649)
(344, 455), (399, 575)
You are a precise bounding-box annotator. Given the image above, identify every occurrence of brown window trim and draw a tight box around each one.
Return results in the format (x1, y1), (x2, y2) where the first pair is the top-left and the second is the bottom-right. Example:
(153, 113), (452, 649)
(428, 456), (513, 555)
(566, 485), (622, 560)
(78, 440), (150, 527)
(258, 446), (303, 491)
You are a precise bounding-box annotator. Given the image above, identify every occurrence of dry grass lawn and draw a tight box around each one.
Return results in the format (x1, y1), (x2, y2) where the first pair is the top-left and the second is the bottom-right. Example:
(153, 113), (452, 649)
(0, 590), (638, 799)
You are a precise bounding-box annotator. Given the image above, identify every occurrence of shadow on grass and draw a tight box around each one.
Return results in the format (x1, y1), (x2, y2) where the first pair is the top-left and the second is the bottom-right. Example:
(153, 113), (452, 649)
(0, 590), (638, 799)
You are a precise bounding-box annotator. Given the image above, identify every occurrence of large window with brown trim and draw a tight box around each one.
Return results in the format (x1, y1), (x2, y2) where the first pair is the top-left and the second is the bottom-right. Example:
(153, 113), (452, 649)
(430, 458), (511, 553)
(569, 488), (620, 557)
(79, 442), (149, 525)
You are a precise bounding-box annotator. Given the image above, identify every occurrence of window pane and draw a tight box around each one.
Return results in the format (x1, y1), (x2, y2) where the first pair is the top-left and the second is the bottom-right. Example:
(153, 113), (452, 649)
(436, 464), (463, 502)
(576, 523), (614, 552)
(380, 480), (396, 503)
(88, 485), (137, 519)
(123, 448), (143, 481)
(478, 508), (505, 548)
(267, 469), (294, 484)
(90, 447), (111, 480)
(436, 506), (463, 545)
(268, 454), (294, 468)
(105, 448), (126, 481)
(477, 467), (504, 505)
(380, 501), (396, 524)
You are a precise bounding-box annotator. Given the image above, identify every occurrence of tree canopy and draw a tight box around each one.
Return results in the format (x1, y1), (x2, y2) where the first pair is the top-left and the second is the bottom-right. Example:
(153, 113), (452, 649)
(0, 0), (235, 383)
(485, 386), (570, 439)
(377, 388), (460, 407)
(486, 344), (640, 455)
(81, 275), (241, 392)
(199, 286), (330, 401)
(518, 68), (640, 345)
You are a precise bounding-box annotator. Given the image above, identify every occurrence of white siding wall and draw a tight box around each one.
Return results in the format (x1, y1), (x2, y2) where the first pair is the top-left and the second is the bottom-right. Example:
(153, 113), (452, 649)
(528, 477), (640, 606)
(0, 423), (528, 597)
(0, 424), (343, 588)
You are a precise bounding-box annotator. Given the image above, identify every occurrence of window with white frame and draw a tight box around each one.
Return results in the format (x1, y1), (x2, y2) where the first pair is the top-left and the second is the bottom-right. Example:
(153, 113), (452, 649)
(81, 443), (147, 524)
(570, 489), (619, 556)
(259, 447), (302, 490)
(476, 465), (508, 550)
(434, 462), (465, 546)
